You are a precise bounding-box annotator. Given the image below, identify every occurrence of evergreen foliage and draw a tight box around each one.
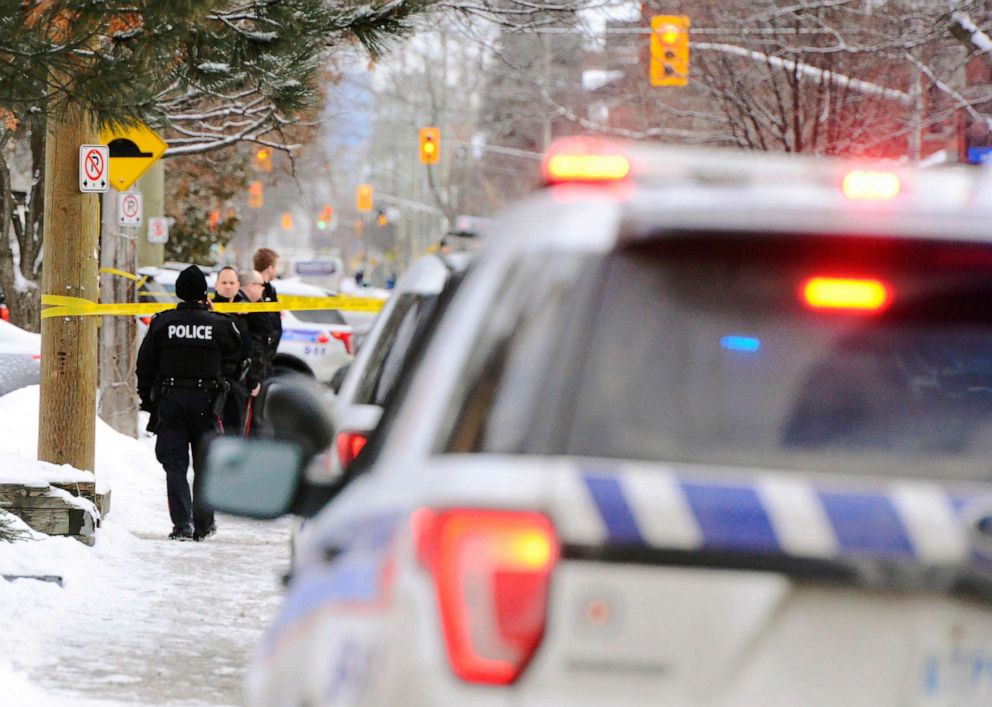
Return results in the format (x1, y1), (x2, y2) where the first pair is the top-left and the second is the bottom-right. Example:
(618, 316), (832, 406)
(0, 0), (430, 129)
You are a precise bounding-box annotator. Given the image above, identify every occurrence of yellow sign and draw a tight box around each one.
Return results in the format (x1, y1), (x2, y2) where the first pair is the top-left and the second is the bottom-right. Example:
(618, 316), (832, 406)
(99, 122), (168, 191)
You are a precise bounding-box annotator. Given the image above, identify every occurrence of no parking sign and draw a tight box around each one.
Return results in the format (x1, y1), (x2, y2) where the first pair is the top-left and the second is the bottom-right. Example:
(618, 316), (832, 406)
(117, 191), (143, 227)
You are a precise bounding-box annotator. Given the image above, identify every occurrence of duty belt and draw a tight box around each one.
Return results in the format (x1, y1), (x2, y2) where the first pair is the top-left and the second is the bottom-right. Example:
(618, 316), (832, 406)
(160, 376), (221, 391)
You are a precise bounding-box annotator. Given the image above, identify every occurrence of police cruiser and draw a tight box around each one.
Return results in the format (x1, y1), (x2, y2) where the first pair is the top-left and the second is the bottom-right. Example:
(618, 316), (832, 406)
(204, 138), (992, 706)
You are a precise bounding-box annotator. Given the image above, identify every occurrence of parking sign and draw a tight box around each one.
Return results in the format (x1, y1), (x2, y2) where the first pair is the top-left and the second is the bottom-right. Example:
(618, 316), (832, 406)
(147, 216), (168, 244)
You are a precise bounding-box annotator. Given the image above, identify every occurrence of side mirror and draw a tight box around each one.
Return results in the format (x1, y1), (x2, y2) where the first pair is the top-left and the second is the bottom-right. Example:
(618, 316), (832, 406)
(201, 437), (305, 519)
(257, 375), (335, 458)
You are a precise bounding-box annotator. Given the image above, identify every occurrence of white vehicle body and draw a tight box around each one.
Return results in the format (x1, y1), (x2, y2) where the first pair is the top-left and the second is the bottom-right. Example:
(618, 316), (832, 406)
(247, 143), (992, 706)
(0, 319), (40, 396)
(138, 266), (355, 384)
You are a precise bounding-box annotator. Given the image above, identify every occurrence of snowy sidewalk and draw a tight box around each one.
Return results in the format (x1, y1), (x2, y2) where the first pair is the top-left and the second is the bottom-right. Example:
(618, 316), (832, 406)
(0, 386), (293, 706)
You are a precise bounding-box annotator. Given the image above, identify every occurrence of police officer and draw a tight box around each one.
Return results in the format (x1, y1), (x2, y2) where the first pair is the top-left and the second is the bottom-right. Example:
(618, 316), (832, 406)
(241, 268), (278, 383)
(253, 247), (282, 351)
(136, 266), (244, 541)
(212, 266), (258, 434)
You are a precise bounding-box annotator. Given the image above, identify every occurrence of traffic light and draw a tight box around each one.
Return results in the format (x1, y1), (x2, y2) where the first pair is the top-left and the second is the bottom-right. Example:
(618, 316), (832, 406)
(281, 212), (293, 230)
(248, 180), (263, 208)
(356, 183), (373, 212)
(317, 204), (334, 229)
(254, 148), (272, 173)
(650, 15), (690, 87)
(419, 127), (440, 165)
(376, 211), (389, 227)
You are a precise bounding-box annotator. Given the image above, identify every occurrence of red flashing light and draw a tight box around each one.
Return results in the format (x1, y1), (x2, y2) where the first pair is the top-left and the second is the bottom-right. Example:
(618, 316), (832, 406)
(413, 508), (559, 685)
(336, 431), (367, 469)
(330, 329), (353, 354)
(842, 170), (901, 201)
(543, 137), (631, 185)
(802, 276), (891, 312)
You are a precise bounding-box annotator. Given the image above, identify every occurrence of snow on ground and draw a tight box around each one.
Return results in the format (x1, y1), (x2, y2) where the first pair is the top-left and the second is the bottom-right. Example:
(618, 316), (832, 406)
(0, 386), (292, 705)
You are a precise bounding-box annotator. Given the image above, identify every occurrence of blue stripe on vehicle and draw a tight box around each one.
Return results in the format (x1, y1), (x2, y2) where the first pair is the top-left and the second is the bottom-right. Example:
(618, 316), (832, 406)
(680, 481), (780, 552)
(582, 473), (645, 544)
(817, 490), (914, 558)
(280, 329), (319, 343)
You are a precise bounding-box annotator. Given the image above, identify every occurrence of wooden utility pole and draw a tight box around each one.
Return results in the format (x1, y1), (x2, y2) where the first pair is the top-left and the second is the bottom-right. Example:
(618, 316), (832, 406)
(38, 101), (100, 472)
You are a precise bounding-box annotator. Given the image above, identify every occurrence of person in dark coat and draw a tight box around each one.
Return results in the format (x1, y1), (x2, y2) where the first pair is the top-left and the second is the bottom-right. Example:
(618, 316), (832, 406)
(212, 266), (258, 435)
(253, 247), (282, 351)
(241, 268), (278, 385)
(136, 266), (244, 541)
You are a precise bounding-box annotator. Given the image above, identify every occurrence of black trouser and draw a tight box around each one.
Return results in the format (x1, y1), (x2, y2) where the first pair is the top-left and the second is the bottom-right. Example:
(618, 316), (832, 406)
(222, 380), (248, 436)
(154, 388), (216, 533)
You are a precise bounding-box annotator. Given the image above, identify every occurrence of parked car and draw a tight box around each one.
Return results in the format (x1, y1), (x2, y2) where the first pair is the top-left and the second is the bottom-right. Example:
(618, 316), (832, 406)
(0, 318), (40, 397)
(203, 139), (992, 706)
(275, 278), (354, 383)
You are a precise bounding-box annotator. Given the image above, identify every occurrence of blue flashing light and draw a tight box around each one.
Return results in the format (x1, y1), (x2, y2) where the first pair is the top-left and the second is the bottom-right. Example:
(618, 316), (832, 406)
(721, 335), (761, 353)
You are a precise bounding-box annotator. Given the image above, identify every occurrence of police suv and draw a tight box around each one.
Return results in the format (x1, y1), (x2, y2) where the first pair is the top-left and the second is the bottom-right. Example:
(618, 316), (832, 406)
(206, 138), (992, 706)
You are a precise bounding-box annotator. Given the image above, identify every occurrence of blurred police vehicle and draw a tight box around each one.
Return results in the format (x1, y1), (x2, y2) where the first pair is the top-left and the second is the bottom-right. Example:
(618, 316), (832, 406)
(288, 251), (473, 569)
(206, 138), (992, 706)
(138, 264), (354, 384)
(330, 251), (473, 471)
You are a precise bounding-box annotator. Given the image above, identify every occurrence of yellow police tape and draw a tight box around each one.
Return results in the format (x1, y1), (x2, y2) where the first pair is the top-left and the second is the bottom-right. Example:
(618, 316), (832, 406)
(41, 294), (386, 319)
(99, 267), (149, 289)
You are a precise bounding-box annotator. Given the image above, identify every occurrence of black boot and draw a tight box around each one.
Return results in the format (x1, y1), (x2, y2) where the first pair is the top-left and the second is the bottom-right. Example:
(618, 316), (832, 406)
(169, 525), (194, 541)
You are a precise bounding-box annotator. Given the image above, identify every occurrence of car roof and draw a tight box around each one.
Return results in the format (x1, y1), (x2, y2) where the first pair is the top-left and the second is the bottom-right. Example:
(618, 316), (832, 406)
(487, 141), (992, 257)
(392, 253), (472, 296)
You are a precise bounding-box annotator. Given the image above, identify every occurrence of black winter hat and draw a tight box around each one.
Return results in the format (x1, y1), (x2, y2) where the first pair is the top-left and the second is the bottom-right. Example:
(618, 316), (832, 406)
(175, 266), (208, 302)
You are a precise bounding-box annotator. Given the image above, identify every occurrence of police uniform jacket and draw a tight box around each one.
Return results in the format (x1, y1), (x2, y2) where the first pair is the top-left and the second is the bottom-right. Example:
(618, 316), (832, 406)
(262, 281), (282, 350)
(212, 291), (258, 392)
(136, 302), (244, 408)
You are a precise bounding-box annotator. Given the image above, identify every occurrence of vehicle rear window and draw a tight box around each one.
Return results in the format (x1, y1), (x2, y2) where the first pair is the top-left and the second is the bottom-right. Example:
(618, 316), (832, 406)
(560, 236), (992, 480)
(290, 309), (347, 325)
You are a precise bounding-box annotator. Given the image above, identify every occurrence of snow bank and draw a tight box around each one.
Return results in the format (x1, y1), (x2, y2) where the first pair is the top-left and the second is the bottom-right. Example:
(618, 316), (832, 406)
(0, 385), (174, 703)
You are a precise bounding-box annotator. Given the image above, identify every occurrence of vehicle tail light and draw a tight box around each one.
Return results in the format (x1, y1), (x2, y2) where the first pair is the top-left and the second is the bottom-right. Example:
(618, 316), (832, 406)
(330, 329), (353, 354)
(0, 306), (8, 322)
(138, 316), (152, 326)
(336, 431), (367, 469)
(802, 276), (891, 312)
(842, 170), (901, 201)
(413, 508), (559, 685)
(542, 136), (631, 185)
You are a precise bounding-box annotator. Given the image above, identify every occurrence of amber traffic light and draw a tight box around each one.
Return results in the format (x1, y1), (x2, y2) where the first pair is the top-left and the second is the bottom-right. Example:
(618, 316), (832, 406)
(650, 15), (690, 87)
(419, 127), (440, 165)
(254, 148), (272, 173)
(247, 180), (263, 208)
(356, 184), (373, 212)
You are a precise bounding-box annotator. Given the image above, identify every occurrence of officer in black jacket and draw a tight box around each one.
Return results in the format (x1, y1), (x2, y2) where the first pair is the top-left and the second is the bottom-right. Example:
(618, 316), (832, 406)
(253, 247), (282, 351)
(212, 266), (258, 434)
(136, 266), (244, 541)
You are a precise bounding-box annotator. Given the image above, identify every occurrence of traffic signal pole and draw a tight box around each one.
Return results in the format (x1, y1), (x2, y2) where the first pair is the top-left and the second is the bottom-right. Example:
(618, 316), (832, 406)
(38, 99), (100, 473)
